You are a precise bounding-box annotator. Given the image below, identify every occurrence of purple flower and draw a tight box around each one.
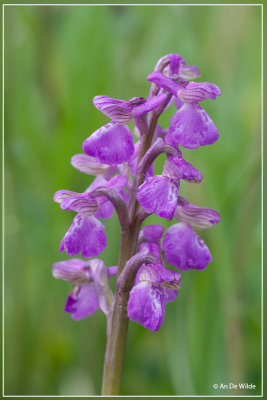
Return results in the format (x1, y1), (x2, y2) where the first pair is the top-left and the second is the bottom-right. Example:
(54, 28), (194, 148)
(65, 284), (100, 320)
(170, 81), (220, 148)
(147, 72), (220, 149)
(169, 103), (219, 149)
(83, 121), (135, 165)
(137, 175), (179, 220)
(163, 152), (202, 184)
(162, 222), (212, 271)
(175, 197), (220, 229)
(153, 53), (200, 80)
(59, 214), (107, 258)
(127, 263), (181, 331)
(52, 258), (117, 320)
(137, 149), (201, 220)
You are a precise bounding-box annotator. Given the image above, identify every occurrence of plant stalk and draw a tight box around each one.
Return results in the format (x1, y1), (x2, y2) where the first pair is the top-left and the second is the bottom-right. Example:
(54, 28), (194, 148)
(101, 108), (162, 395)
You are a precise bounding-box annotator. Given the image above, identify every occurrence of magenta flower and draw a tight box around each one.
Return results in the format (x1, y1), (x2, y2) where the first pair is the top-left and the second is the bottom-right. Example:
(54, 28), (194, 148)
(163, 222), (212, 271)
(59, 214), (107, 258)
(83, 121), (135, 165)
(137, 149), (202, 220)
(147, 71), (220, 149)
(127, 263), (181, 331)
(53, 258), (117, 320)
(137, 176), (179, 220)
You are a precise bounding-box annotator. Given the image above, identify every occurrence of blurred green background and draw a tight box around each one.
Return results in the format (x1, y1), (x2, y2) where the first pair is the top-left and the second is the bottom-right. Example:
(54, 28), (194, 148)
(4, 5), (261, 396)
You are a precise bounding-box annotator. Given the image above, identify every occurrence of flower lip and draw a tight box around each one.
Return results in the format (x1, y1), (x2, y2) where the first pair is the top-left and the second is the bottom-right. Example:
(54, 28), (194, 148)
(82, 121), (135, 165)
(127, 262), (181, 331)
(137, 175), (179, 221)
(59, 214), (107, 258)
(162, 222), (212, 271)
(169, 103), (219, 149)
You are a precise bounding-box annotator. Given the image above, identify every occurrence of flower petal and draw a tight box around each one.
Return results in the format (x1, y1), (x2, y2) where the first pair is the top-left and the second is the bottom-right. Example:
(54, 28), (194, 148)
(179, 58), (201, 80)
(137, 176), (179, 220)
(71, 154), (110, 176)
(170, 103), (219, 149)
(127, 281), (166, 331)
(142, 225), (165, 243)
(163, 155), (202, 183)
(60, 193), (98, 215)
(163, 222), (212, 271)
(175, 200), (220, 229)
(52, 258), (91, 284)
(65, 284), (99, 320)
(93, 95), (133, 123)
(83, 121), (134, 165)
(178, 81), (221, 103)
(60, 215), (107, 258)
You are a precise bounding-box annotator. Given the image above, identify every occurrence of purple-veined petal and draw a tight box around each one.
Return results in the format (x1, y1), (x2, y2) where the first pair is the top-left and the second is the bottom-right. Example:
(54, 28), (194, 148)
(137, 176), (179, 220)
(60, 193), (98, 215)
(169, 103), (219, 149)
(163, 155), (202, 183)
(54, 190), (77, 204)
(54, 190), (98, 215)
(93, 95), (133, 123)
(71, 154), (110, 176)
(175, 201), (220, 229)
(178, 81), (221, 103)
(52, 259), (92, 284)
(179, 59), (201, 80)
(65, 284), (99, 320)
(83, 121), (134, 165)
(163, 222), (212, 271)
(59, 215), (107, 258)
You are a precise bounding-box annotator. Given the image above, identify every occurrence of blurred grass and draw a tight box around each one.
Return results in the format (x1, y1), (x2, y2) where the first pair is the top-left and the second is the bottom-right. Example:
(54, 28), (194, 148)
(4, 5), (261, 396)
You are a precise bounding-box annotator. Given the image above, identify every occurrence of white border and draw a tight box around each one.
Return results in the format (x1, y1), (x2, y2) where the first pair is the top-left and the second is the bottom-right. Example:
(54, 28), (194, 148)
(2, 3), (263, 398)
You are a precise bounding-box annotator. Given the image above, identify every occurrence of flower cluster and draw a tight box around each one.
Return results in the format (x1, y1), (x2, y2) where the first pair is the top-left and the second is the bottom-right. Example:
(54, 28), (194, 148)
(53, 53), (220, 332)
